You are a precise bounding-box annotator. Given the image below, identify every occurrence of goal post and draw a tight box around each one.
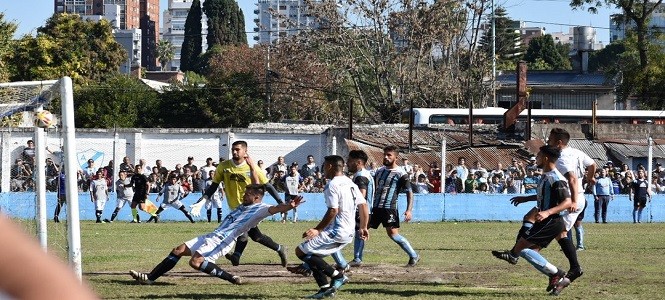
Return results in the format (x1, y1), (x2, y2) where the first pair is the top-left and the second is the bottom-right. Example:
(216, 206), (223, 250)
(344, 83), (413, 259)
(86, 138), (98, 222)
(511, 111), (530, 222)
(0, 77), (82, 279)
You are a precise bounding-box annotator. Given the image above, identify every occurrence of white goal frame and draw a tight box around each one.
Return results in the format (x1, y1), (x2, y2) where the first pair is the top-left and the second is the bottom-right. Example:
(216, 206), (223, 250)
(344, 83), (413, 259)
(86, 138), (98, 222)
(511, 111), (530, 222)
(0, 77), (82, 279)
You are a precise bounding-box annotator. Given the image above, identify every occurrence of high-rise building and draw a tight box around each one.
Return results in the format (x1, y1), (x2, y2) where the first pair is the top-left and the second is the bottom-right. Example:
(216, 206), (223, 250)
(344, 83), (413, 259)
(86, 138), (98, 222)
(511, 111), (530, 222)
(140, 0), (160, 70)
(162, 0), (208, 71)
(253, 0), (320, 44)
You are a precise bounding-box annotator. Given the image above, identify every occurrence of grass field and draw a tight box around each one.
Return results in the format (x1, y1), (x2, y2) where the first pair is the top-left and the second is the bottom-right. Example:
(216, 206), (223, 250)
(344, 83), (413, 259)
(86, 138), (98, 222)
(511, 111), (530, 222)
(47, 221), (665, 299)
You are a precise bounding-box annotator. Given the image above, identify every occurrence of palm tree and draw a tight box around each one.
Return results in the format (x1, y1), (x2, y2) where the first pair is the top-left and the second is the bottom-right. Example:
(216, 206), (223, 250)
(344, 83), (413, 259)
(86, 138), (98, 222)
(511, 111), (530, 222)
(155, 40), (175, 71)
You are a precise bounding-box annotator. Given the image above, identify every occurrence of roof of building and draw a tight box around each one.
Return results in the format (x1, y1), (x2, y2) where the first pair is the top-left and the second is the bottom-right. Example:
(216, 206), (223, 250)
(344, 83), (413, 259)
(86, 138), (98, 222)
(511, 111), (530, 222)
(603, 140), (665, 159)
(497, 71), (609, 86)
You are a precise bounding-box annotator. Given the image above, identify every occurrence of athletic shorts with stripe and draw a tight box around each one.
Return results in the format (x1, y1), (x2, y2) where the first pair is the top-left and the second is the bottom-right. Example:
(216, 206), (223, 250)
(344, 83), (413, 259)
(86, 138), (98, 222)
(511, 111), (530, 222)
(521, 216), (564, 248)
(185, 233), (235, 263)
(298, 230), (353, 257)
(369, 208), (400, 229)
(562, 194), (586, 231)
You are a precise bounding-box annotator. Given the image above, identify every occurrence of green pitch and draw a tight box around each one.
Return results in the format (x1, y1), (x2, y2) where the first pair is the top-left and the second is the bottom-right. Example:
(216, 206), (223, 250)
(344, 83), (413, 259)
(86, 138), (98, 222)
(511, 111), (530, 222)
(63, 221), (664, 299)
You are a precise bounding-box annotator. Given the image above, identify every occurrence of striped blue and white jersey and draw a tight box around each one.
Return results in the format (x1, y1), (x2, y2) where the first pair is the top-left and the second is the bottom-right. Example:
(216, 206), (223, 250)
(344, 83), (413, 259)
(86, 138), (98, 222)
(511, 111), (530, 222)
(323, 175), (366, 240)
(373, 167), (412, 209)
(212, 202), (272, 241)
(537, 169), (571, 217)
(353, 168), (375, 209)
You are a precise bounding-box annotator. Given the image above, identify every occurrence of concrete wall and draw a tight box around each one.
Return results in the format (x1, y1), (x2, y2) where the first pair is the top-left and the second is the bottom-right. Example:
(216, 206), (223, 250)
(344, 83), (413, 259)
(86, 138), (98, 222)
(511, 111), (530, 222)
(2, 192), (662, 223)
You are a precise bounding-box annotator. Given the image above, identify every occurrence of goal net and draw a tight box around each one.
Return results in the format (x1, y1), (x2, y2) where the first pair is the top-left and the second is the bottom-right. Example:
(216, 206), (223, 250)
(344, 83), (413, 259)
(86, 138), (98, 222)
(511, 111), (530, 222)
(0, 77), (82, 279)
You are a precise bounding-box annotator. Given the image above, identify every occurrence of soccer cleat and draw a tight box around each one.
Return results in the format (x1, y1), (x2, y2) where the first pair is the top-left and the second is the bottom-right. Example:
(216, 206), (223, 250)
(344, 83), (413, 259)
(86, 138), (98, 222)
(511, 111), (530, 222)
(407, 255), (421, 267)
(304, 288), (331, 299)
(330, 274), (349, 291)
(129, 270), (153, 285)
(230, 275), (243, 285)
(492, 250), (518, 265)
(349, 259), (362, 267)
(576, 246), (585, 251)
(130, 220), (141, 223)
(103, 219), (112, 223)
(286, 264), (312, 277)
(225, 253), (240, 266)
(332, 263), (350, 273)
(550, 277), (571, 296)
(565, 268), (584, 282)
(53, 216), (60, 223)
(546, 269), (566, 292)
(277, 245), (288, 267)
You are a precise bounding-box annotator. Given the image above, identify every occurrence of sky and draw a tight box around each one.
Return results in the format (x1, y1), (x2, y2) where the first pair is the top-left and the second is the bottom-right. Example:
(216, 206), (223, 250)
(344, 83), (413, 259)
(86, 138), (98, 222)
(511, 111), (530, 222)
(1, 0), (619, 45)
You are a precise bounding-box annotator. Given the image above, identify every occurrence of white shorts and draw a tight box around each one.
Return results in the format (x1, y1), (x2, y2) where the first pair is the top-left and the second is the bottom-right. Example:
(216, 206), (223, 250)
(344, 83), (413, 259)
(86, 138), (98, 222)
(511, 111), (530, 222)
(161, 199), (184, 210)
(562, 193), (586, 231)
(298, 230), (353, 256)
(116, 197), (131, 209)
(205, 198), (223, 210)
(94, 198), (107, 211)
(184, 233), (235, 262)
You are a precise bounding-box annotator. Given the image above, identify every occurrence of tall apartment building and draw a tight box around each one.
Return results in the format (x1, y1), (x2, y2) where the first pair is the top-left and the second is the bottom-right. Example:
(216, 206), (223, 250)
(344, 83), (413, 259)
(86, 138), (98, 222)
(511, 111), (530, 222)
(253, 0), (320, 44)
(162, 0), (208, 71)
(610, 4), (665, 43)
(54, 0), (158, 70)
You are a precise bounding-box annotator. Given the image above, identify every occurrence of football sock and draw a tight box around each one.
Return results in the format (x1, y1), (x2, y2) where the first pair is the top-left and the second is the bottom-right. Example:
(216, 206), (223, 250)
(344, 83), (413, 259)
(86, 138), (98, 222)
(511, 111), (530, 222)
(575, 225), (584, 248)
(331, 251), (348, 269)
(353, 235), (365, 261)
(390, 234), (418, 258)
(520, 248), (558, 276)
(110, 208), (120, 221)
(155, 207), (164, 215)
(148, 253), (180, 281)
(95, 210), (102, 222)
(131, 208), (138, 221)
(216, 208), (222, 223)
(633, 209), (638, 222)
(207, 209), (212, 222)
(638, 208), (643, 222)
(516, 222), (533, 242)
(249, 229), (280, 252)
(558, 237), (580, 271)
(199, 261), (234, 282)
(54, 203), (61, 219)
(180, 206), (195, 223)
(233, 239), (248, 258)
(305, 255), (336, 277)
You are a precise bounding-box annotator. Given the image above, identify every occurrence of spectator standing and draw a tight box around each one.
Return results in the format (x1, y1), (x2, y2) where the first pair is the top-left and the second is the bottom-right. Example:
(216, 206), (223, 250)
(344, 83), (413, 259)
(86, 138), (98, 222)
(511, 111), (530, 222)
(119, 157), (134, 175)
(155, 159), (169, 180)
(464, 173), (478, 193)
(82, 159), (96, 187)
(621, 171), (634, 194)
(21, 140), (36, 170)
(490, 163), (506, 180)
(368, 162), (378, 176)
(611, 173), (623, 195)
(525, 156), (541, 175)
(470, 161), (488, 183)
(200, 158), (216, 181)
(593, 168), (614, 223)
(269, 156), (287, 177)
(489, 176), (505, 194)
(444, 170), (463, 193)
(137, 159), (151, 175)
(455, 158), (469, 190)
(184, 156), (198, 174)
(401, 158), (413, 179)
(523, 169), (540, 194)
(414, 174), (434, 194)
(192, 171), (205, 192)
(651, 177), (665, 194)
(300, 155), (319, 178)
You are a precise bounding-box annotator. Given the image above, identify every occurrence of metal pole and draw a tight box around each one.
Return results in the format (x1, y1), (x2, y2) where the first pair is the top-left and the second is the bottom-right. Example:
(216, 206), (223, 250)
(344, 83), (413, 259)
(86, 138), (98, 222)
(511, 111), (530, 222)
(266, 45), (271, 119)
(409, 97), (413, 153)
(349, 96), (353, 140)
(648, 135), (653, 222)
(34, 106), (48, 250)
(491, 0), (497, 107)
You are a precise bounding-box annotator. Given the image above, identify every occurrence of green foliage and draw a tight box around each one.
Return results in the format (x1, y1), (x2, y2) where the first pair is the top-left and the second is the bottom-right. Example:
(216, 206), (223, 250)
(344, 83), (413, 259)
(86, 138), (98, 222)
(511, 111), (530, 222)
(180, 0), (203, 72)
(0, 13), (17, 82)
(73, 75), (159, 128)
(155, 40), (175, 71)
(478, 7), (523, 70)
(523, 34), (572, 70)
(8, 13), (125, 84)
(203, 0), (247, 49)
(588, 41), (626, 73)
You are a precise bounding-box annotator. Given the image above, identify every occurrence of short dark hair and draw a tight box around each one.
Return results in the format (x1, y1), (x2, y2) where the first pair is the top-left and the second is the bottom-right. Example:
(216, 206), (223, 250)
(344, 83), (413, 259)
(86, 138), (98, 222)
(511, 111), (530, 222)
(383, 145), (399, 154)
(348, 150), (368, 164)
(246, 184), (266, 194)
(324, 155), (345, 172)
(232, 140), (248, 148)
(539, 145), (561, 160)
(549, 128), (571, 145)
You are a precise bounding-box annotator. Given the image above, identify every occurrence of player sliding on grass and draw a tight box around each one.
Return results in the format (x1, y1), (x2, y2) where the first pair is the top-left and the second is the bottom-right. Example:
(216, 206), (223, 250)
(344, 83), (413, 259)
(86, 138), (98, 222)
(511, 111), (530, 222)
(492, 145), (573, 296)
(295, 155), (369, 299)
(129, 184), (303, 285)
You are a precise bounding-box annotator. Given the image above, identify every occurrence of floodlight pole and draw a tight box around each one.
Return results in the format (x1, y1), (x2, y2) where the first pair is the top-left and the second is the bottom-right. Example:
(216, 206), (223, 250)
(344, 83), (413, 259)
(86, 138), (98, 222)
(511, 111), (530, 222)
(492, 0), (497, 107)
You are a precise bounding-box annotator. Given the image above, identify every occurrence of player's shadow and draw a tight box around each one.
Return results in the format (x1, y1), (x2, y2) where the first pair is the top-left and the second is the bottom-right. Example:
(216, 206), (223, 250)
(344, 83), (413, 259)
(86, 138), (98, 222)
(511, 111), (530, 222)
(137, 293), (263, 299)
(106, 279), (177, 286)
(345, 287), (510, 297)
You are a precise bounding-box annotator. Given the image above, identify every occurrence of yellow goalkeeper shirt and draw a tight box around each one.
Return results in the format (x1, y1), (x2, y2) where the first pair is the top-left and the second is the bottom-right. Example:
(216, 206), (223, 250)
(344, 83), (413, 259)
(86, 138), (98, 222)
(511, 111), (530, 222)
(213, 159), (268, 209)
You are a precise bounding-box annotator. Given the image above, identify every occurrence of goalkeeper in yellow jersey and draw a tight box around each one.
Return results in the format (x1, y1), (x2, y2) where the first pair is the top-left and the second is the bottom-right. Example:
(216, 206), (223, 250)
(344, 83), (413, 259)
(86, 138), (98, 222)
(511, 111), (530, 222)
(190, 140), (288, 266)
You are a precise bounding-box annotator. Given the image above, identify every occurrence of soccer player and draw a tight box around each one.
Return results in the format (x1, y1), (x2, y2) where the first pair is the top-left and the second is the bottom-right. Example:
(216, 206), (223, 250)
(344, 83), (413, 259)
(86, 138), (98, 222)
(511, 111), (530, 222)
(346, 149), (375, 266)
(126, 164), (157, 223)
(104, 170), (133, 223)
(90, 170), (109, 223)
(296, 155), (369, 299)
(629, 169), (651, 223)
(492, 145), (573, 296)
(129, 184), (303, 285)
(370, 145), (419, 266)
(204, 170), (224, 223)
(190, 141), (287, 266)
(147, 174), (195, 223)
(53, 171), (66, 223)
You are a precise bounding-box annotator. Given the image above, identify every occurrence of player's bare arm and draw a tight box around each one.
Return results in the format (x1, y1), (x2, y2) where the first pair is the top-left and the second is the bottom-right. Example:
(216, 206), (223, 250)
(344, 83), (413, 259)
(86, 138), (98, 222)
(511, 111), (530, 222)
(536, 196), (572, 222)
(304, 207), (338, 240)
(510, 195), (537, 206)
(357, 202), (370, 240)
(404, 189), (414, 222)
(268, 195), (304, 215)
(586, 163), (597, 186)
(245, 154), (261, 184)
(565, 172), (580, 212)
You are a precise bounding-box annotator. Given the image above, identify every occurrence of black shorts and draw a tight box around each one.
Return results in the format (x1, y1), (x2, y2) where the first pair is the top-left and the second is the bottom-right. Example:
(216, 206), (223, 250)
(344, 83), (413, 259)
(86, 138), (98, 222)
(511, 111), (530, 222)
(132, 194), (147, 204)
(369, 208), (400, 229)
(576, 199), (588, 222)
(521, 216), (564, 249)
(634, 197), (647, 208)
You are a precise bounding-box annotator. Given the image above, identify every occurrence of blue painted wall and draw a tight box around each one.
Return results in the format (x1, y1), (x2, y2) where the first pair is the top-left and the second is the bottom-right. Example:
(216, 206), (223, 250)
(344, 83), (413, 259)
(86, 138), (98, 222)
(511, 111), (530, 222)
(0, 192), (662, 223)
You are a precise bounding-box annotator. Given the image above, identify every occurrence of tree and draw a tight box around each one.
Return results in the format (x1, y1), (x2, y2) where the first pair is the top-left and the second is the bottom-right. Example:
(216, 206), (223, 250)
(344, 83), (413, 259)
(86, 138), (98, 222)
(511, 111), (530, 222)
(156, 40), (175, 71)
(73, 75), (159, 128)
(8, 13), (126, 83)
(523, 35), (571, 70)
(203, 0), (247, 49)
(0, 13), (17, 82)
(478, 6), (523, 70)
(180, 0), (203, 72)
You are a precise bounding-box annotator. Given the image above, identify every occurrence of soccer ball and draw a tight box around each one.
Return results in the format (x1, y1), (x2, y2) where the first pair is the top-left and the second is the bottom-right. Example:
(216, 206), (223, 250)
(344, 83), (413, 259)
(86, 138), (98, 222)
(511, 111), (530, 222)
(34, 110), (56, 128)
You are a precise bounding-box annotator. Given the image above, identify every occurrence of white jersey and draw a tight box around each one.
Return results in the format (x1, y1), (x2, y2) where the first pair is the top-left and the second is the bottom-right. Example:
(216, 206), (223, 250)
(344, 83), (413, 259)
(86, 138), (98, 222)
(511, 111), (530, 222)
(90, 179), (108, 201)
(211, 202), (272, 241)
(323, 175), (366, 242)
(201, 165), (216, 181)
(116, 178), (134, 199)
(556, 147), (595, 195)
(160, 183), (185, 204)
